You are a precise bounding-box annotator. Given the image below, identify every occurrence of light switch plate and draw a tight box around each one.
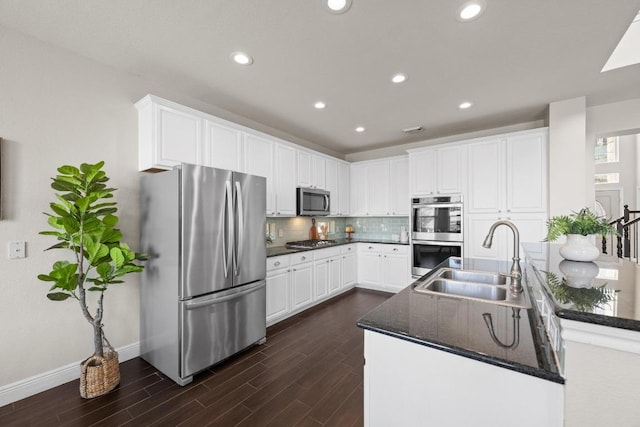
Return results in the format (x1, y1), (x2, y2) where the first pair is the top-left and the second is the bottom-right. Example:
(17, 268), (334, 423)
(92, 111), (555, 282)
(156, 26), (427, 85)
(9, 241), (26, 259)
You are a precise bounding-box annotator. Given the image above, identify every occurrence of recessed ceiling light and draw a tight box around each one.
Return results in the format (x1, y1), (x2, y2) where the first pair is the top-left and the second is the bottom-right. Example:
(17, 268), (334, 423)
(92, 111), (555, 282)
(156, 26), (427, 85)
(355, 126), (365, 132)
(230, 51), (253, 65)
(325, 0), (352, 14)
(391, 73), (408, 84)
(457, 0), (486, 21)
(314, 101), (326, 109)
(459, 101), (473, 109)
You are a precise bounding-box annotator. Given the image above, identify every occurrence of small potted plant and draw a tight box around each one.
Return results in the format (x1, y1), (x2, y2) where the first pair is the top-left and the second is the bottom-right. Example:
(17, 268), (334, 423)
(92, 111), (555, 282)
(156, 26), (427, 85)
(38, 161), (146, 398)
(545, 208), (617, 262)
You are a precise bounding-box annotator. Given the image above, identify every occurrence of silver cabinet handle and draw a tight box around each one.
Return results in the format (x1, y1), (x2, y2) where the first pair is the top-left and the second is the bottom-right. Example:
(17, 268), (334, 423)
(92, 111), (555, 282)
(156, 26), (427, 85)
(301, 256), (306, 261)
(368, 246), (373, 249)
(393, 248), (398, 252)
(274, 261), (281, 266)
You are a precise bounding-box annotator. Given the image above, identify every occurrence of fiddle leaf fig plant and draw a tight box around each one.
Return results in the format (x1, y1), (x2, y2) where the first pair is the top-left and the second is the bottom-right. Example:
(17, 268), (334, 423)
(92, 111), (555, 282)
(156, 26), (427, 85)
(545, 208), (617, 242)
(38, 161), (146, 357)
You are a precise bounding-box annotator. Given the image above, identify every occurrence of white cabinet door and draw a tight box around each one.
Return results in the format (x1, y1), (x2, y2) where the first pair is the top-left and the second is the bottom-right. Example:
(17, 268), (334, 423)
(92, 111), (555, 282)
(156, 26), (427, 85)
(328, 257), (342, 295)
(359, 252), (383, 285)
(204, 120), (243, 172)
(389, 157), (409, 216)
(244, 134), (275, 215)
(274, 144), (296, 216)
(312, 155), (326, 189)
(437, 145), (465, 195)
(338, 162), (350, 216)
(467, 139), (504, 214)
(342, 253), (357, 289)
(367, 161), (390, 216)
(314, 259), (329, 300)
(409, 149), (436, 196)
(350, 163), (368, 216)
(325, 158), (339, 215)
(383, 245), (410, 291)
(506, 133), (547, 213)
(291, 262), (313, 311)
(297, 150), (312, 188)
(266, 268), (290, 324)
(137, 99), (203, 170)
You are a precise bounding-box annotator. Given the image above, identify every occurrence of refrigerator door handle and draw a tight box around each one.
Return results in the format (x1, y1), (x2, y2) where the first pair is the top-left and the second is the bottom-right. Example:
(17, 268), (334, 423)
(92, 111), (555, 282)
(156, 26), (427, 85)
(183, 281), (265, 310)
(224, 180), (234, 278)
(234, 181), (244, 276)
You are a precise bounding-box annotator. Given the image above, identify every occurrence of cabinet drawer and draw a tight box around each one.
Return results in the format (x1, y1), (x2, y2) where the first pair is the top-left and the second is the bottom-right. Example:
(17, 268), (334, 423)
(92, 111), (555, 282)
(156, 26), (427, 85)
(383, 245), (408, 255)
(267, 255), (290, 272)
(291, 252), (313, 265)
(341, 244), (356, 254)
(359, 243), (382, 253)
(314, 246), (341, 260)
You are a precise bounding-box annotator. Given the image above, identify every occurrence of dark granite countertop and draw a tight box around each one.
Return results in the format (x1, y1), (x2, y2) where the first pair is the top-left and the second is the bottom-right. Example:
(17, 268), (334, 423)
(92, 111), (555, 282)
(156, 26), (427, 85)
(522, 243), (640, 332)
(357, 257), (564, 384)
(266, 238), (409, 257)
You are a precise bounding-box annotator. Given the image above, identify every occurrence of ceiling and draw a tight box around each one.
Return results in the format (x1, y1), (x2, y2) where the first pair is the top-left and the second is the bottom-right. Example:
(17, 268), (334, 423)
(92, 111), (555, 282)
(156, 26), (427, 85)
(1, 0), (640, 155)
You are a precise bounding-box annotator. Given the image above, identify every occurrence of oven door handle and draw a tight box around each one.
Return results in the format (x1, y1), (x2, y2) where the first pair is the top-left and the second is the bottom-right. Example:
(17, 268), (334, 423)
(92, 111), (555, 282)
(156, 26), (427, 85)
(412, 203), (462, 209)
(412, 240), (462, 247)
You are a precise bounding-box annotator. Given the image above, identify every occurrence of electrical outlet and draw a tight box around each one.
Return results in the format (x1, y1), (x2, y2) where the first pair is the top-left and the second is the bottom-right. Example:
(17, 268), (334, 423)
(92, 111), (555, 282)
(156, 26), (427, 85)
(9, 241), (26, 259)
(278, 228), (284, 238)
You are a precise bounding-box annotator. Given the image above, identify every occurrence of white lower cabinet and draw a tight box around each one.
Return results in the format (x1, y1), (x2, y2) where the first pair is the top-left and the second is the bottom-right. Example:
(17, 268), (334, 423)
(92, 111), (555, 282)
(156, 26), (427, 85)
(357, 244), (411, 293)
(291, 254), (313, 312)
(266, 244), (357, 326)
(364, 330), (563, 427)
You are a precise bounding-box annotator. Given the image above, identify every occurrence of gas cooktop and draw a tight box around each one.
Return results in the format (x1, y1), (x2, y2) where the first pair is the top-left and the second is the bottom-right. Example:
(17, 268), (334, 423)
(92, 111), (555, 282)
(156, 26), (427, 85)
(285, 239), (338, 249)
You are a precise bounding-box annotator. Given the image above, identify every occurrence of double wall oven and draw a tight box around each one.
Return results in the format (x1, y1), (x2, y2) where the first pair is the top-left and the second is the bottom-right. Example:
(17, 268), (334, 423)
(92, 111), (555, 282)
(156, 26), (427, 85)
(411, 195), (463, 277)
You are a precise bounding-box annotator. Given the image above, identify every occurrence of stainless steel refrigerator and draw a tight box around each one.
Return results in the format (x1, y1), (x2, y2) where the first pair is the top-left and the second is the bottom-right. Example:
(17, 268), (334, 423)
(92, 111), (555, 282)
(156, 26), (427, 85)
(140, 163), (266, 386)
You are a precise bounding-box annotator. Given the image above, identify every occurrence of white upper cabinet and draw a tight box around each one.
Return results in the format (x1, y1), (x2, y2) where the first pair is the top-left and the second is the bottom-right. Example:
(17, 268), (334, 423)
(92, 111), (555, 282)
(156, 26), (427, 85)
(338, 162), (350, 216)
(325, 158), (339, 215)
(367, 160), (391, 216)
(297, 150), (326, 189)
(312, 155), (326, 189)
(350, 156), (409, 216)
(136, 95), (204, 171)
(273, 144), (296, 216)
(409, 145), (465, 196)
(244, 134), (275, 215)
(389, 156), (409, 216)
(350, 163), (368, 216)
(467, 129), (548, 214)
(203, 119), (243, 172)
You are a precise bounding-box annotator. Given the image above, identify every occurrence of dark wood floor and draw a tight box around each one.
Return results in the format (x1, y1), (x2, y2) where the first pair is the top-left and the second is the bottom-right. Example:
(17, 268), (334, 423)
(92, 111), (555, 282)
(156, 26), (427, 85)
(0, 289), (390, 427)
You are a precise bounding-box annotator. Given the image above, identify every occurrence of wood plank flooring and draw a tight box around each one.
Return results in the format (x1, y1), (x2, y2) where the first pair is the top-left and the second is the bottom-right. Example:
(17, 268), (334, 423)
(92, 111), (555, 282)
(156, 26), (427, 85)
(0, 289), (390, 426)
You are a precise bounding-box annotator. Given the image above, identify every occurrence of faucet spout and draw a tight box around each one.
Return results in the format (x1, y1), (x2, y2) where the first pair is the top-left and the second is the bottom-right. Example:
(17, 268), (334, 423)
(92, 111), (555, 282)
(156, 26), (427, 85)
(482, 220), (523, 293)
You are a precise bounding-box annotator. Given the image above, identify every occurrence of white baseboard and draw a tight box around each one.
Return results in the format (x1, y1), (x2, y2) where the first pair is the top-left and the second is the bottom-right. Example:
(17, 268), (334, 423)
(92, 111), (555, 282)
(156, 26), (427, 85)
(0, 341), (140, 408)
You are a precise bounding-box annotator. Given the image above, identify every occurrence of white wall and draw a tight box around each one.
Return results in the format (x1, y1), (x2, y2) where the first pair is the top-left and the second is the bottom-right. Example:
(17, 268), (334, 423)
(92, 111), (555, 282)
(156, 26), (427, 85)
(0, 26), (148, 388)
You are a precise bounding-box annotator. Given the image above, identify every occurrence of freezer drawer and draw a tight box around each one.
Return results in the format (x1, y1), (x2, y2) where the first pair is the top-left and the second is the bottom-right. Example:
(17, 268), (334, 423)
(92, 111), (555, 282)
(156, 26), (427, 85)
(180, 280), (266, 379)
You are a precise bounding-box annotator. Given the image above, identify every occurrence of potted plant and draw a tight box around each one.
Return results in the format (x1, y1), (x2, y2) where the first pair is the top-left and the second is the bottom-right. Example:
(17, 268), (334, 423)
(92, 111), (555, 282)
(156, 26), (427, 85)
(38, 161), (146, 398)
(545, 208), (617, 262)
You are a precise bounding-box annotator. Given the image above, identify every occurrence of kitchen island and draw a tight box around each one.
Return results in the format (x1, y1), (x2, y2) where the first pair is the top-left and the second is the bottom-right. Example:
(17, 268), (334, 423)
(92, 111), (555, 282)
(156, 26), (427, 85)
(357, 256), (564, 427)
(358, 244), (640, 427)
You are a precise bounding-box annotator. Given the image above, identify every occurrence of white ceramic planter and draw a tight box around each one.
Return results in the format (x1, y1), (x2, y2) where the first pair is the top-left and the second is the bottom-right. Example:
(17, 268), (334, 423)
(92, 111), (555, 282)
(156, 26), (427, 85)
(559, 234), (600, 262)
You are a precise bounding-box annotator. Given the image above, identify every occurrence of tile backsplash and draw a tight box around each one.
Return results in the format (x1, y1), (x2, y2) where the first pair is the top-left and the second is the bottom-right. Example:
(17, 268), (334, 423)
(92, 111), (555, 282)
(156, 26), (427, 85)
(266, 216), (409, 246)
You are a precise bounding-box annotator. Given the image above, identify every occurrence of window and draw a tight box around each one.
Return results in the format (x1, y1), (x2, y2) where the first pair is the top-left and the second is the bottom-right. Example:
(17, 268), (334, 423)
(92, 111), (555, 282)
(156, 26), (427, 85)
(595, 173), (619, 184)
(594, 137), (619, 164)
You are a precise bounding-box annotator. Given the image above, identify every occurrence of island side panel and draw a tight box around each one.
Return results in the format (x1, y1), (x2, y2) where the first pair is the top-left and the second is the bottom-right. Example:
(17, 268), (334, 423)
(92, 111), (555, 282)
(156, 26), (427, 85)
(363, 330), (564, 427)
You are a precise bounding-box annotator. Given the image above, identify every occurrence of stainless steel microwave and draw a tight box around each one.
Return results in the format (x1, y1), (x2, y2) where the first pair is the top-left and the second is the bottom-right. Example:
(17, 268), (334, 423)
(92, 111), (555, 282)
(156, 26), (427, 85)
(297, 187), (330, 216)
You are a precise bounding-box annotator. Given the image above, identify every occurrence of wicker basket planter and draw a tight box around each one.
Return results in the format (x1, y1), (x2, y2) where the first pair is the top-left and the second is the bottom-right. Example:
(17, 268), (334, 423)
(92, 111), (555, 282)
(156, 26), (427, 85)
(80, 346), (120, 399)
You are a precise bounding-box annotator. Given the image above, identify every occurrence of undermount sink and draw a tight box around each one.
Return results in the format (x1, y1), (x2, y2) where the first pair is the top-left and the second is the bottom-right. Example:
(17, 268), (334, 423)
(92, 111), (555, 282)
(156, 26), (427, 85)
(425, 279), (508, 301)
(414, 267), (531, 308)
(438, 269), (509, 285)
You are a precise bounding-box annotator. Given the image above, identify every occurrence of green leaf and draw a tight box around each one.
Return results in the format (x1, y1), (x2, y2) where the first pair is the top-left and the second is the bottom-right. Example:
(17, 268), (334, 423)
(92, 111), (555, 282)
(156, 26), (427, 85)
(103, 214), (119, 227)
(49, 203), (70, 217)
(110, 247), (124, 268)
(38, 274), (56, 282)
(47, 292), (72, 301)
(87, 286), (106, 292)
(96, 262), (112, 279)
(57, 165), (80, 175)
